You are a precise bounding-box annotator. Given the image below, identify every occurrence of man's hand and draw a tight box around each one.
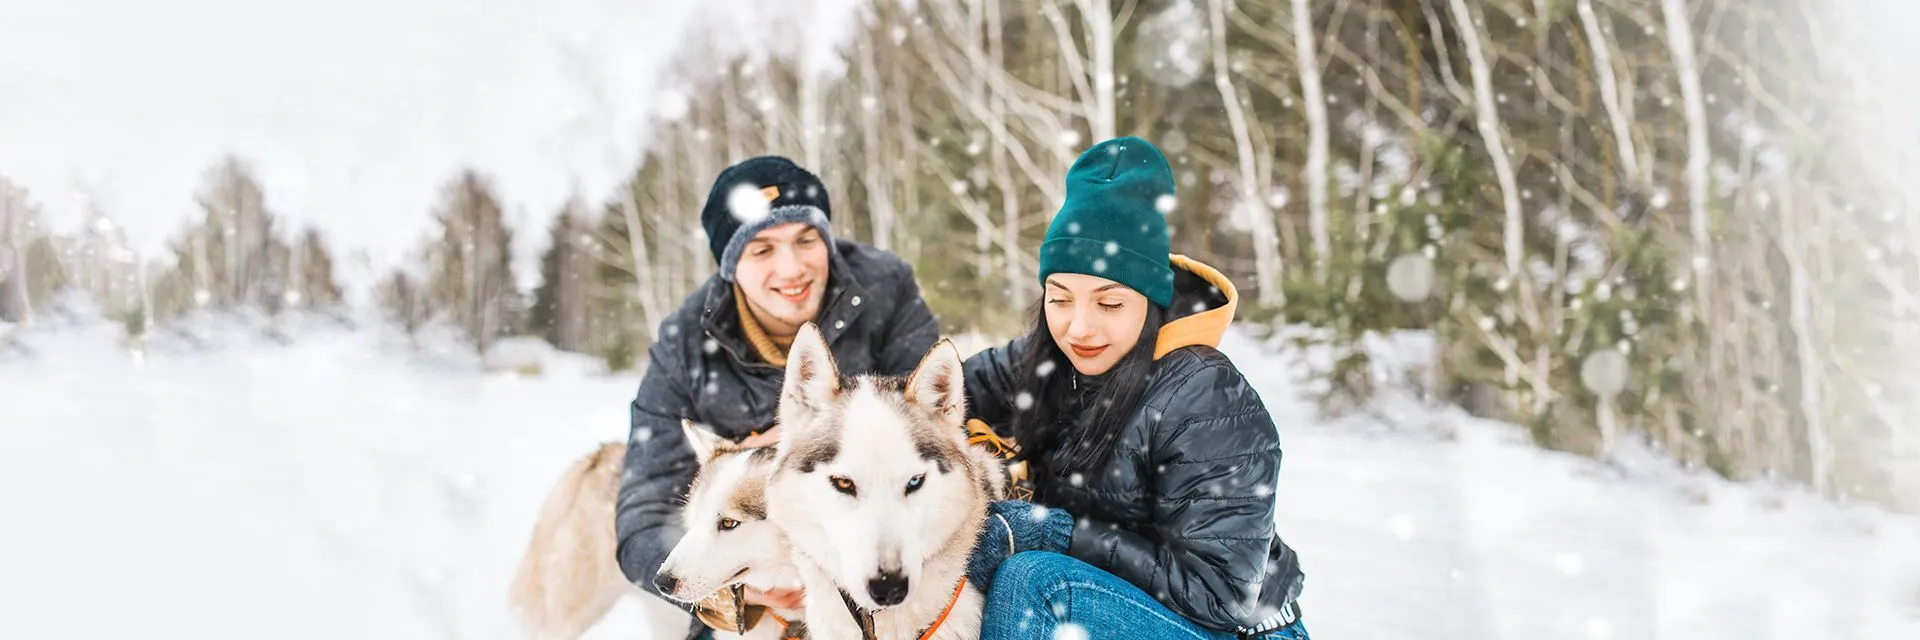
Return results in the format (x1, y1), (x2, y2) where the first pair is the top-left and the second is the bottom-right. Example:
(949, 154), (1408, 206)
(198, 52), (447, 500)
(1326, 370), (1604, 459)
(739, 425), (782, 449)
(744, 586), (805, 611)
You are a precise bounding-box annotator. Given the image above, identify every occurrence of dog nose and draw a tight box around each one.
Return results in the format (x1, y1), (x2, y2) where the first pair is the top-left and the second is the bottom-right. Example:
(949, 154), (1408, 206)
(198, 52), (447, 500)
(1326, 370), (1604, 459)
(652, 572), (679, 595)
(867, 572), (909, 606)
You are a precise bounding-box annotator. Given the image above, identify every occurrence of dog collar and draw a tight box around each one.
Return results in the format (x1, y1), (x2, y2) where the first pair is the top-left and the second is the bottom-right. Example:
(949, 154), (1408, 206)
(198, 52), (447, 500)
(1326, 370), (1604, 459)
(838, 576), (968, 640)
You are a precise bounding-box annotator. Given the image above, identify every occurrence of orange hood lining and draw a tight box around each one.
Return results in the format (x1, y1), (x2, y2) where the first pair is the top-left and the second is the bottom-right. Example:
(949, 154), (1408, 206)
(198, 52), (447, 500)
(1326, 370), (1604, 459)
(1154, 254), (1238, 360)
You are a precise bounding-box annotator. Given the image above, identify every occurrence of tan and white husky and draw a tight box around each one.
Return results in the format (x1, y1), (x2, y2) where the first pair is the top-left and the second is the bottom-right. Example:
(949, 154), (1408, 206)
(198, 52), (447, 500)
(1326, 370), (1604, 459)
(507, 432), (800, 640)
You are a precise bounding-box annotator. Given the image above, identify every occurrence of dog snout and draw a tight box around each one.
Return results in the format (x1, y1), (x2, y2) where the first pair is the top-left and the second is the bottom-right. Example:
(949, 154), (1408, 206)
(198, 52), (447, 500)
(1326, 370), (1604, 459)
(867, 571), (909, 607)
(652, 572), (680, 595)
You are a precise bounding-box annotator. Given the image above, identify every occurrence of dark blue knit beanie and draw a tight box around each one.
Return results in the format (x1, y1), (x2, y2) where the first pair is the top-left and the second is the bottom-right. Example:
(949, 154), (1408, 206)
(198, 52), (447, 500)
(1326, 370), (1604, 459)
(699, 156), (835, 281)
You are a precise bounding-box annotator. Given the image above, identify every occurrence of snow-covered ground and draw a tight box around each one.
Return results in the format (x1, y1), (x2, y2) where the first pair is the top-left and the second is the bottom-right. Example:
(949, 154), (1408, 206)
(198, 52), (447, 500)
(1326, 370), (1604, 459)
(2, 316), (1916, 640)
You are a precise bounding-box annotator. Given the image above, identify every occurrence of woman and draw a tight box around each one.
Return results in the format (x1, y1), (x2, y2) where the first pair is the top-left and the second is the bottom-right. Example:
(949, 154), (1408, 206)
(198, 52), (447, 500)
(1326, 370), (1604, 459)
(961, 136), (1308, 640)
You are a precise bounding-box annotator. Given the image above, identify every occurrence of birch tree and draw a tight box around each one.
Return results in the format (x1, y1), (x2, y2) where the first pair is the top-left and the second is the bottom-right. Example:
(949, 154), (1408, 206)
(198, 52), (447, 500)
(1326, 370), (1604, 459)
(1291, 0), (1330, 281)
(1209, 0), (1283, 304)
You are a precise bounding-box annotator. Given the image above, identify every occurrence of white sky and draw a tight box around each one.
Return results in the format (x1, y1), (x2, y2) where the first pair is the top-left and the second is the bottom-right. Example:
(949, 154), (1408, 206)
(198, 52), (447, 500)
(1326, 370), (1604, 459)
(3, 0), (1914, 296)
(0, 0), (866, 294)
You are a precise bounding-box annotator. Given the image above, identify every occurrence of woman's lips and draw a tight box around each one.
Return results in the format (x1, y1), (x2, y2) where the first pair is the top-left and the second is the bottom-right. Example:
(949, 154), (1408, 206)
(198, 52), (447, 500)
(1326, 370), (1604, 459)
(1070, 344), (1108, 358)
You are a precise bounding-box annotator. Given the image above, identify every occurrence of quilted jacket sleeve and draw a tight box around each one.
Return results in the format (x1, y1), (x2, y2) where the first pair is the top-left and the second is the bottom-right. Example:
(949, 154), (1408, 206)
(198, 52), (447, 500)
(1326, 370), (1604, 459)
(613, 327), (699, 613)
(873, 261), (942, 377)
(1064, 360), (1282, 632)
(960, 336), (1029, 435)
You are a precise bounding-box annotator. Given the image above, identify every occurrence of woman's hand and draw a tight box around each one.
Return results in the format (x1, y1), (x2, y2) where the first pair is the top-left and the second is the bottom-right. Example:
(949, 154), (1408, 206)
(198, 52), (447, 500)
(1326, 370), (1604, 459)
(967, 500), (1074, 591)
(744, 586), (805, 611)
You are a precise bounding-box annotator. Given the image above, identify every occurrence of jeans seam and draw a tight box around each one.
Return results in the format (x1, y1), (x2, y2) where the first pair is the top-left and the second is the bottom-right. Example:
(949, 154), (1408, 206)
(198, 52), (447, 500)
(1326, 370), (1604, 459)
(1040, 579), (1215, 640)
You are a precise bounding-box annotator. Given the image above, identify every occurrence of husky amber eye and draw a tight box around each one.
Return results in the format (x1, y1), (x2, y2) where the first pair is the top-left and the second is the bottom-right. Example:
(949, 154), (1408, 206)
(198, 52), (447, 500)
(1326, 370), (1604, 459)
(717, 517), (740, 531)
(904, 474), (925, 495)
(829, 476), (858, 496)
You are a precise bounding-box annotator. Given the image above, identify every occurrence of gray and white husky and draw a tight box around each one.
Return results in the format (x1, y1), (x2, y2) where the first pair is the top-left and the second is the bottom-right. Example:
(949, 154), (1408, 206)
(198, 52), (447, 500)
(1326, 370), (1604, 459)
(765, 323), (1008, 640)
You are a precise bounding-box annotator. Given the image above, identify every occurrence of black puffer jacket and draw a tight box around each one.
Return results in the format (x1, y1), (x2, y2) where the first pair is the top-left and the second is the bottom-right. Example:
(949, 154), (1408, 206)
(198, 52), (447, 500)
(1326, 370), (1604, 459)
(962, 256), (1305, 634)
(614, 239), (941, 607)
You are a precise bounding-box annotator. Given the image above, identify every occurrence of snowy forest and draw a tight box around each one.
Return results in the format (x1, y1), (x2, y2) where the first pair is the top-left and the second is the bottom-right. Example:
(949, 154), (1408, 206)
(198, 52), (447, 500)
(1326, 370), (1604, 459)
(3, 0), (1916, 521)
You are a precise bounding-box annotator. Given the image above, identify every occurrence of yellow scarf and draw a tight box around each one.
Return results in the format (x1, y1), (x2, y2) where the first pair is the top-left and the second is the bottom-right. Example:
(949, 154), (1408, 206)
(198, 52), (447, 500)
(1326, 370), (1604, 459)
(734, 284), (794, 366)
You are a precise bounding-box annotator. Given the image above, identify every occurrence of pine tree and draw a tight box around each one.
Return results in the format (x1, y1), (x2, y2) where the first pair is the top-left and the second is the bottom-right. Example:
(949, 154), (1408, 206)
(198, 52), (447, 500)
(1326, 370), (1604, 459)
(529, 201), (591, 352)
(295, 228), (343, 309)
(421, 170), (517, 355)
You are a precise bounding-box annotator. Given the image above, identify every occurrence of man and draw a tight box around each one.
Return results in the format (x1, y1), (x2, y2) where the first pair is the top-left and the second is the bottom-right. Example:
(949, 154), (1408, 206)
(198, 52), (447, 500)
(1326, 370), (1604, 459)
(615, 156), (942, 638)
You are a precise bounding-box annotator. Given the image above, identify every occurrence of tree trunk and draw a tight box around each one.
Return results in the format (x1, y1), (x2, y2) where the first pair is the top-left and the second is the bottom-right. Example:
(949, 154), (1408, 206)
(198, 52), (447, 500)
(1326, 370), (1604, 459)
(1783, 185), (1830, 493)
(1577, 0), (1643, 187)
(987, 0), (1026, 306)
(622, 183), (664, 337)
(1448, 0), (1525, 277)
(1213, 0), (1283, 306)
(858, 27), (897, 251)
(1661, 0), (1712, 288)
(1074, 0), (1116, 141)
(1292, 0), (1331, 283)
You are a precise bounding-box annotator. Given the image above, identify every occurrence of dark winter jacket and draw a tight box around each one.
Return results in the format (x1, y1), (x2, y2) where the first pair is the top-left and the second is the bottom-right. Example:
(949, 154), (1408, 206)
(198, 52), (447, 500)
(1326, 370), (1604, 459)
(614, 239), (942, 610)
(962, 255), (1306, 635)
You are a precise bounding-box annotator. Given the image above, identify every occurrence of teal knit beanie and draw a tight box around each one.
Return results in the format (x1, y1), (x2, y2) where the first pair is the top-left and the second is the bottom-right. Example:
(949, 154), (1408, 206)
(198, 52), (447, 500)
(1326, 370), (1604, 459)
(1039, 136), (1176, 308)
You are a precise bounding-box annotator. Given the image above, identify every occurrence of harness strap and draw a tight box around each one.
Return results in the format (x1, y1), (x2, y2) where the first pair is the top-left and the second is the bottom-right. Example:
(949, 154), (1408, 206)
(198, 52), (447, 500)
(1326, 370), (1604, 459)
(838, 577), (968, 640)
(965, 419), (1034, 501)
(839, 588), (878, 640)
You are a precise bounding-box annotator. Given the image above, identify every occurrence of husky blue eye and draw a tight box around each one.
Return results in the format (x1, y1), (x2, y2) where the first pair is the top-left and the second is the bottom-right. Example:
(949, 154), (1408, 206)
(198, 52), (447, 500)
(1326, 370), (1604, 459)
(904, 474), (925, 495)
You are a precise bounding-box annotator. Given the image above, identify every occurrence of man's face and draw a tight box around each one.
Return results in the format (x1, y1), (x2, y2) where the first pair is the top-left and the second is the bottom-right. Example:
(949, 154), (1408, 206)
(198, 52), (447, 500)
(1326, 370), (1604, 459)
(733, 222), (830, 336)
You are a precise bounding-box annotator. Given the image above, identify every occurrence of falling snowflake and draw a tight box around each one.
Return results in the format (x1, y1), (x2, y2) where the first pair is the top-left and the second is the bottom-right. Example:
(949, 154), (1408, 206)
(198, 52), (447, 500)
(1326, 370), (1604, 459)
(1267, 187), (1291, 209)
(1585, 617), (1613, 640)
(1069, 473), (1085, 487)
(1155, 194), (1177, 215)
(1092, 259), (1108, 273)
(1035, 361), (1057, 378)
(704, 339), (720, 354)
(1162, 130), (1190, 154)
(726, 184), (771, 223)
(1389, 514), (1416, 541)
(1029, 505), (1051, 522)
(1057, 129), (1082, 148)
(1015, 392), (1034, 410)
(1052, 623), (1090, 640)
(1580, 349), (1630, 398)
(1103, 242), (1119, 256)
(1386, 253), (1435, 302)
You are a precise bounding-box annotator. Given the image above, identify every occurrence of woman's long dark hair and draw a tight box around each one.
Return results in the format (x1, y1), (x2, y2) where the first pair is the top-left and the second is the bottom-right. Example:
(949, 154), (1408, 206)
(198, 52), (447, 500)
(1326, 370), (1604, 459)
(1009, 300), (1168, 480)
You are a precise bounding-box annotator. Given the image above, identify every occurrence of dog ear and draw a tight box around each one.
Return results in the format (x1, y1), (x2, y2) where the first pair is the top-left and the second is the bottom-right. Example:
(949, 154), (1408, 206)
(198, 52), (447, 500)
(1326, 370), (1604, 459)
(907, 338), (966, 427)
(778, 323), (841, 426)
(682, 419), (734, 462)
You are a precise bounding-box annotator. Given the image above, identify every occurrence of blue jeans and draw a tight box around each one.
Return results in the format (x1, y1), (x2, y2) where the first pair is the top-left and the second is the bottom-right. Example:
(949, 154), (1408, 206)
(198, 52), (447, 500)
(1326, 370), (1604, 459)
(980, 552), (1309, 640)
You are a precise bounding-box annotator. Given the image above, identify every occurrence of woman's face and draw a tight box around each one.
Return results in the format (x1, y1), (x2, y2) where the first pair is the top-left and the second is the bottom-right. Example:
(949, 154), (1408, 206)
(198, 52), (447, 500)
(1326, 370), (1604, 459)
(1044, 273), (1150, 376)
